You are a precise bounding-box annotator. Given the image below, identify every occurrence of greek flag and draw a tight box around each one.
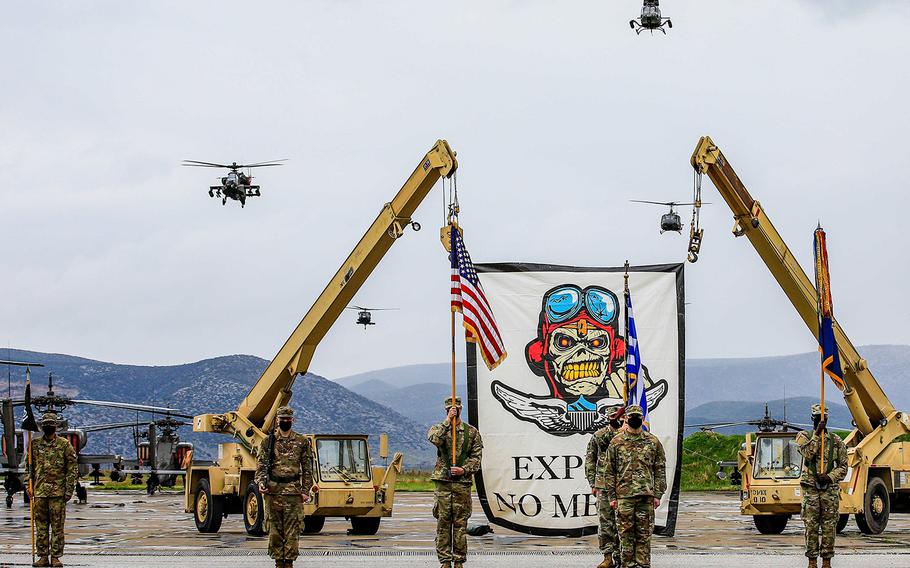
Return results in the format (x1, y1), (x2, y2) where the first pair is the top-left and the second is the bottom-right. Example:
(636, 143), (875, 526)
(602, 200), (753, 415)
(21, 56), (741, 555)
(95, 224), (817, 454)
(626, 292), (649, 428)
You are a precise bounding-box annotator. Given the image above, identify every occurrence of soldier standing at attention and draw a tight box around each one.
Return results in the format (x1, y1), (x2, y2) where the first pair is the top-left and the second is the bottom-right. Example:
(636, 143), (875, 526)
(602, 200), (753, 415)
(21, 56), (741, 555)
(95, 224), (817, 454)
(428, 397), (483, 568)
(605, 405), (666, 568)
(796, 404), (848, 568)
(586, 406), (624, 568)
(29, 411), (78, 568)
(255, 406), (314, 568)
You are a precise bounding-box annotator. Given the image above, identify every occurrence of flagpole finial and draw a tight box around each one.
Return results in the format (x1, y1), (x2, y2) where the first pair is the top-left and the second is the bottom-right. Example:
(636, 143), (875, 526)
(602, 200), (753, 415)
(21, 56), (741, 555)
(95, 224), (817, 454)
(624, 260), (630, 292)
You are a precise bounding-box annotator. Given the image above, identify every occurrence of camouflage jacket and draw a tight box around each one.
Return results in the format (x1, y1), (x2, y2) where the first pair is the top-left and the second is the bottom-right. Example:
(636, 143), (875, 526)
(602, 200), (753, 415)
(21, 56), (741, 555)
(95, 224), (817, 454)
(254, 430), (314, 496)
(30, 434), (78, 498)
(427, 420), (483, 485)
(585, 426), (618, 489)
(796, 430), (848, 487)
(605, 429), (667, 501)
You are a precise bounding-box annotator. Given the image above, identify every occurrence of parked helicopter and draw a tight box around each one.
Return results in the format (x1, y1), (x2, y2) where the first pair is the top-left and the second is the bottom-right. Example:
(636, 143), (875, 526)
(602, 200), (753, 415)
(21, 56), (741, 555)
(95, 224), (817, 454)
(182, 159), (286, 207)
(1, 366), (190, 506)
(630, 0), (672, 34)
(630, 200), (709, 234)
(346, 306), (399, 328)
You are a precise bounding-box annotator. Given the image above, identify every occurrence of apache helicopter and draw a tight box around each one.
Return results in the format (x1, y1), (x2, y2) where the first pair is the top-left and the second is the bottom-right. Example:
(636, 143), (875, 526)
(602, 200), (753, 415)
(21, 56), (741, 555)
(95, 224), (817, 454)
(630, 0), (672, 34)
(182, 159), (286, 207)
(630, 200), (709, 234)
(346, 306), (399, 328)
(1, 365), (189, 506)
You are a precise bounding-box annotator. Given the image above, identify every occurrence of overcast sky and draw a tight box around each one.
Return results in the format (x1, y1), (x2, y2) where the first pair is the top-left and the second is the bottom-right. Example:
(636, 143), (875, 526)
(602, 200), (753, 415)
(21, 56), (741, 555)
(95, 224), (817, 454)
(2, 1), (908, 380)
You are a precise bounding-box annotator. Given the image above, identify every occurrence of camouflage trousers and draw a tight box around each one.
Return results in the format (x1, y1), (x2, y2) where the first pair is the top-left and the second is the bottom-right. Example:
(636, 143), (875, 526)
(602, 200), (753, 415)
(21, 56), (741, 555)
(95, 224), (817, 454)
(433, 481), (472, 563)
(617, 496), (655, 568)
(33, 496), (67, 559)
(597, 492), (619, 559)
(802, 485), (840, 559)
(266, 495), (302, 561)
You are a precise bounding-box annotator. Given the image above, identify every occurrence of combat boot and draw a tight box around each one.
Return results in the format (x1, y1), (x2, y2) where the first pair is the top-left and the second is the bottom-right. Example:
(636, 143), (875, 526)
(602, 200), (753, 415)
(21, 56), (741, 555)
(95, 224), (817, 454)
(32, 558), (49, 568)
(454, 564), (464, 568)
(50, 559), (63, 568)
(807, 558), (817, 568)
(821, 559), (832, 568)
(596, 555), (614, 568)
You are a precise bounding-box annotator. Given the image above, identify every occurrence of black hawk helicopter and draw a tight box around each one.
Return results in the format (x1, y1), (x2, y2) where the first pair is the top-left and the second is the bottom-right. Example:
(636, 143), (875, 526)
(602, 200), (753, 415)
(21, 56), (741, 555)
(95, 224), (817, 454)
(630, 200), (709, 234)
(630, 0), (672, 35)
(1, 364), (191, 506)
(346, 306), (399, 328)
(182, 159), (286, 207)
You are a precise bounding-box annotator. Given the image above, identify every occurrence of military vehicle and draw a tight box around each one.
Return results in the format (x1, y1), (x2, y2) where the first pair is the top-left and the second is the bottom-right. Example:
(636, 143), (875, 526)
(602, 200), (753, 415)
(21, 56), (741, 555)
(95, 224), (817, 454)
(690, 136), (910, 535)
(630, 0), (672, 34)
(185, 139), (457, 535)
(182, 159), (286, 207)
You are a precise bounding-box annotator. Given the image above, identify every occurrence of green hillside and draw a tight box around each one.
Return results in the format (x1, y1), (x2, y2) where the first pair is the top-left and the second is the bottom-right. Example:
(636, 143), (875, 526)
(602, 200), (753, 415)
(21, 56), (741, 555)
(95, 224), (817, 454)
(681, 432), (744, 491)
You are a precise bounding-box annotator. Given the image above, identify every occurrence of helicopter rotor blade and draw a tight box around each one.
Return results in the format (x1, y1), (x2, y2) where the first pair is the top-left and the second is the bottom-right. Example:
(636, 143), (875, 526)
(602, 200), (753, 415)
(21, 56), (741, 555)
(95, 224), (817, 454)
(630, 199), (676, 206)
(71, 399), (191, 416)
(181, 160), (232, 168)
(237, 159), (288, 168)
(80, 422), (144, 433)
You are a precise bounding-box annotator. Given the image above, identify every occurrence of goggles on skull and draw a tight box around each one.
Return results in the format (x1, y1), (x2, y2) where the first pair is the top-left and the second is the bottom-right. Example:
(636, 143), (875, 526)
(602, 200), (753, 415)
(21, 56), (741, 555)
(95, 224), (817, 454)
(544, 285), (618, 327)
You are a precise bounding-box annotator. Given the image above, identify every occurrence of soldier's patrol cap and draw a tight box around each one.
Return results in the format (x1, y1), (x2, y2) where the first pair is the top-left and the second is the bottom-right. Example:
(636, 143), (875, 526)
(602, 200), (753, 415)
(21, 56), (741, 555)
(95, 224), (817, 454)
(40, 411), (59, 424)
(276, 406), (294, 418)
(811, 404), (828, 417)
(626, 405), (644, 417)
(444, 396), (463, 409)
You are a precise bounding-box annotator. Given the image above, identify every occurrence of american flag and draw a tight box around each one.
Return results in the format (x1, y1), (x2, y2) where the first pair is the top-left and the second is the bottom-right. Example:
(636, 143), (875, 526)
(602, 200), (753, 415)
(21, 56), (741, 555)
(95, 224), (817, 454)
(450, 225), (507, 371)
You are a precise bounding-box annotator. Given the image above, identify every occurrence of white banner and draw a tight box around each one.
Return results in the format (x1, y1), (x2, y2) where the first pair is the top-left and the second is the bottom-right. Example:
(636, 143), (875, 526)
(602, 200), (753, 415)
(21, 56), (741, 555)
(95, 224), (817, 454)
(467, 263), (684, 536)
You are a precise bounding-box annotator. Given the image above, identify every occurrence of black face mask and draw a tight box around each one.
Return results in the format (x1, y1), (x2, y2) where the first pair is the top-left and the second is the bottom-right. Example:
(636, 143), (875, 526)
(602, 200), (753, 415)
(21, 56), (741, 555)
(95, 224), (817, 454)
(42, 425), (56, 436)
(278, 421), (292, 432)
(609, 419), (622, 429)
(627, 416), (643, 429)
(812, 416), (823, 428)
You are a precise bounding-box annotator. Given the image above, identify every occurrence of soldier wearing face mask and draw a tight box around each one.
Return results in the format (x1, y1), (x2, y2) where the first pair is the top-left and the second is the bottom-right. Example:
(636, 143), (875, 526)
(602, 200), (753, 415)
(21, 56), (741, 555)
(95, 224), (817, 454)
(254, 406), (314, 568)
(28, 411), (78, 568)
(586, 406), (625, 568)
(605, 405), (666, 568)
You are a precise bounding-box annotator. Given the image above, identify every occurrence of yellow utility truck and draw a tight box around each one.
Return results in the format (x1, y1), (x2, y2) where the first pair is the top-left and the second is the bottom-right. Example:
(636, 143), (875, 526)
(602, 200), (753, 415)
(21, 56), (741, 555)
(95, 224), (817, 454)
(185, 140), (458, 535)
(691, 136), (910, 535)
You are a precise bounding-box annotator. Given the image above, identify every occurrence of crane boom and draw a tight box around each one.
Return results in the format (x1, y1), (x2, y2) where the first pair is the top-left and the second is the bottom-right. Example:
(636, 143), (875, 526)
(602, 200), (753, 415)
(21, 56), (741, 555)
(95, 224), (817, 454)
(691, 136), (892, 435)
(194, 140), (457, 445)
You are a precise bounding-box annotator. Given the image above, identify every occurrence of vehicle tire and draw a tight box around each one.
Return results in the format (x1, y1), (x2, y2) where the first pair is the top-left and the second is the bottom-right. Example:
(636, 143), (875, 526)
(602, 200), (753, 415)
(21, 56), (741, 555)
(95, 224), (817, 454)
(302, 515), (325, 534)
(855, 477), (890, 535)
(349, 516), (381, 535)
(753, 514), (789, 534)
(194, 479), (224, 533)
(836, 513), (849, 534)
(243, 482), (266, 536)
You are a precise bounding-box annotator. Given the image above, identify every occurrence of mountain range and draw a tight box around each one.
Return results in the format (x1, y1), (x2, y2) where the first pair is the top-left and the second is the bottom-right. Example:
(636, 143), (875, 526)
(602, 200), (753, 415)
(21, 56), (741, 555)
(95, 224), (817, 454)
(3, 344), (906, 470)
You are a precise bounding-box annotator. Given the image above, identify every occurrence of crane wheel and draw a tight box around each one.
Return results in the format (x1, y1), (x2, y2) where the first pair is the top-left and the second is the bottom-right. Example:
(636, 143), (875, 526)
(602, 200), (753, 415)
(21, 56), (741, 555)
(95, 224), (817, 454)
(349, 516), (381, 535)
(194, 479), (224, 533)
(244, 482), (267, 536)
(855, 477), (890, 534)
(752, 514), (789, 534)
(836, 514), (849, 534)
(302, 515), (326, 534)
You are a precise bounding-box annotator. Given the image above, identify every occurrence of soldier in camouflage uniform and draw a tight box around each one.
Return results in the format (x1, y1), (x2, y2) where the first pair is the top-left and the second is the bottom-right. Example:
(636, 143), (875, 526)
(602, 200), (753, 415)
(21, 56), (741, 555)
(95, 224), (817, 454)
(586, 405), (624, 568)
(428, 397), (483, 568)
(28, 411), (78, 568)
(605, 405), (666, 568)
(796, 404), (848, 568)
(255, 406), (314, 568)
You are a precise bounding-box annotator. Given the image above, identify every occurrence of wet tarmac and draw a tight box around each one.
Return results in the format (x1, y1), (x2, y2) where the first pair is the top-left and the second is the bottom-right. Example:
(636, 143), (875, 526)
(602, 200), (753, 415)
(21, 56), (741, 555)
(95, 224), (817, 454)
(0, 490), (907, 558)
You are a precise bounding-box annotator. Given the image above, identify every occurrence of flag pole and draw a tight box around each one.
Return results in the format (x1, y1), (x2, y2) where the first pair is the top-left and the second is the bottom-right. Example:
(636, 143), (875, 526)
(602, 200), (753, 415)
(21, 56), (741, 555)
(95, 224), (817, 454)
(814, 227), (826, 475)
(26, 368), (35, 565)
(623, 260), (630, 406)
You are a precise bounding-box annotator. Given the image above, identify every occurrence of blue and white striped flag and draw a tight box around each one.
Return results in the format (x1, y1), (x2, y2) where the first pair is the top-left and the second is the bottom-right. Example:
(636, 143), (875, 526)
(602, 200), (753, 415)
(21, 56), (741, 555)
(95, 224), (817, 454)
(625, 292), (649, 428)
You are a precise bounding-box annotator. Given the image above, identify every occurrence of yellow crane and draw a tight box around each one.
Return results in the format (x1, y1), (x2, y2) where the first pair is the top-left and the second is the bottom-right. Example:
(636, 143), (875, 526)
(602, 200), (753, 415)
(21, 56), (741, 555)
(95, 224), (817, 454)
(184, 140), (458, 535)
(691, 136), (910, 535)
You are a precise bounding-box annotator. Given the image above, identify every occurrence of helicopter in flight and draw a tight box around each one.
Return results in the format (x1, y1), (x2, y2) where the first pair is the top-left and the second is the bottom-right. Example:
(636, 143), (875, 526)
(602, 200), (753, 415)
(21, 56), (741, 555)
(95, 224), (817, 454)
(182, 159), (286, 207)
(1, 364), (190, 506)
(346, 306), (399, 328)
(630, 200), (709, 234)
(630, 0), (672, 35)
